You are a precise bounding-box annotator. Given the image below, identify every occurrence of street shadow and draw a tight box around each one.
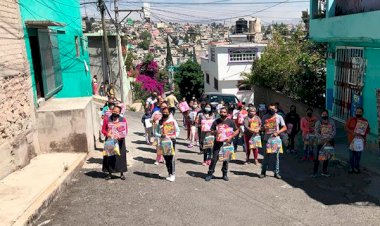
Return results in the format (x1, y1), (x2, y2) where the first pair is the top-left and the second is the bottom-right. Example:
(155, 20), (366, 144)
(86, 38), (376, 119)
(230, 159), (246, 165)
(177, 158), (201, 165)
(133, 156), (155, 164)
(87, 157), (103, 165)
(84, 171), (106, 179)
(133, 132), (145, 136)
(230, 170), (259, 178)
(177, 148), (198, 154)
(175, 141), (190, 146)
(186, 171), (208, 179)
(132, 140), (149, 145)
(134, 171), (163, 180)
(279, 153), (380, 206)
(137, 146), (156, 153)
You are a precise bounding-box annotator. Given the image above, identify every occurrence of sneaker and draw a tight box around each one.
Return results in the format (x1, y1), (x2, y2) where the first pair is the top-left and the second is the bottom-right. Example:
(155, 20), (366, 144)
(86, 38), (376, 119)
(188, 144), (193, 148)
(205, 175), (213, 182)
(222, 175), (229, 181)
(154, 161), (159, 165)
(168, 175), (175, 182)
(259, 174), (266, 178)
(312, 173), (318, 178)
(309, 156), (314, 161)
(274, 174), (282, 179)
(321, 172), (331, 177)
(301, 156), (307, 161)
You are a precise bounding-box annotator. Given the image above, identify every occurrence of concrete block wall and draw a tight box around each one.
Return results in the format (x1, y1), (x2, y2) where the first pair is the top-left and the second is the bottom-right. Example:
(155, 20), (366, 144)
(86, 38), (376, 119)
(0, 0), (39, 179)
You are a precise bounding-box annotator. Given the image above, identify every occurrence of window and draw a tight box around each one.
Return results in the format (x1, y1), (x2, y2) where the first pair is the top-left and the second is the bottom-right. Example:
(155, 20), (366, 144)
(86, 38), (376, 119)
(206, 73), (210, 84)
(75, 36), (80, 57)
(37, 29), (63, 98)
(214, 77), (218, 90)
(333, 47), (364, 121)
(210, 47), (216, 62)
(228, 48), (257, 62)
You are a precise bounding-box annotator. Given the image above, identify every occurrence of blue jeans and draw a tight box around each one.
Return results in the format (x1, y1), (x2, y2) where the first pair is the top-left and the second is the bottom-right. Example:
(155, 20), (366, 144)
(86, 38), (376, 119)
(261, 141), (280, 175)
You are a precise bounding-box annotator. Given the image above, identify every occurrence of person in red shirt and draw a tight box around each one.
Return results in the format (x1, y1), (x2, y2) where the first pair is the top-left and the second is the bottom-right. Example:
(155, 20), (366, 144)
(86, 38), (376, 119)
(345, 107), (370, 174)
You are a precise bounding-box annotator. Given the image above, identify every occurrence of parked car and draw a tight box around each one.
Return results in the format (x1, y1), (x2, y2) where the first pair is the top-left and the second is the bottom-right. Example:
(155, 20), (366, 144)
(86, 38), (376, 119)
(204, 92), (239, 107)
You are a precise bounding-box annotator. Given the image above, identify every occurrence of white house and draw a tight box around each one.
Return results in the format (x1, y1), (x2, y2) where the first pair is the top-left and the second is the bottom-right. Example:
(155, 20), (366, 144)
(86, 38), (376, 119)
(201, 35), (266, 103)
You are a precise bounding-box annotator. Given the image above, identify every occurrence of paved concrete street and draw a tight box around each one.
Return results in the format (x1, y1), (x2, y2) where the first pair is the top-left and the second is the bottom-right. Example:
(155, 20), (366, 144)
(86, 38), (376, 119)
(36, 111), (380, 226)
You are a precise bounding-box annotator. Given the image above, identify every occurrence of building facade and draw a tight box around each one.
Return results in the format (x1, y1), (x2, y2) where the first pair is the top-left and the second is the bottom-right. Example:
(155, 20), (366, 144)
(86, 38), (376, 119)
(19, 0), (92, 103)
(0, 0), (39, 179)
(310, 0), (380, 147)
(201, 40), (266, 103)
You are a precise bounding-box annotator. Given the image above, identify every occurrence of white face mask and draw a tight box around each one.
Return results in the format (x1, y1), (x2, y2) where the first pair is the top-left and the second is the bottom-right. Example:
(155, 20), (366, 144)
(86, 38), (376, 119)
(193, 105), (198, 109)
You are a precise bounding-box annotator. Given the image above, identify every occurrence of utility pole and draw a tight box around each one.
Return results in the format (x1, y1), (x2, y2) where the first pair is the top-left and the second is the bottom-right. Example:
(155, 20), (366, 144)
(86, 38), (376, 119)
(114, 5), (144, 103)
(98, 0), (113, 83)
(114, 0), (124, 103)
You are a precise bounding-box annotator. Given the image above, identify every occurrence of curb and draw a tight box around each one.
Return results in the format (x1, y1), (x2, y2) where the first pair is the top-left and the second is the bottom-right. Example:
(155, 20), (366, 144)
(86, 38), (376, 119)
(13, 153), (88, 226)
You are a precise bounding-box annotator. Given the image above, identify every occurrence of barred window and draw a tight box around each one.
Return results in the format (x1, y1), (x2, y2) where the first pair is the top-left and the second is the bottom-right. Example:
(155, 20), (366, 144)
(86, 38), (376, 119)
(228, 48), (257, 62)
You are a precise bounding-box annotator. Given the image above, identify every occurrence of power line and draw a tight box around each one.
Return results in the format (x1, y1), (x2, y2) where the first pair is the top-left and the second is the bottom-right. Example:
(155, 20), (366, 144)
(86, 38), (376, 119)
(124, 1), (307, 5)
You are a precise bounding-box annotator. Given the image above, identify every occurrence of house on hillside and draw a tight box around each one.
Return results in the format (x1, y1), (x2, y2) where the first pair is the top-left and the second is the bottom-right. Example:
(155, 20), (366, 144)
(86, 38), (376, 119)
(201, 34), (266, 103)
(309, 0), (380, 149)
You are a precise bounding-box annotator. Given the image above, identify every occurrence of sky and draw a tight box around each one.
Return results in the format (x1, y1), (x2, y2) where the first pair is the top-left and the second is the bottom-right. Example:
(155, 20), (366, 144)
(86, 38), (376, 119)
(81, 0), (310, 25)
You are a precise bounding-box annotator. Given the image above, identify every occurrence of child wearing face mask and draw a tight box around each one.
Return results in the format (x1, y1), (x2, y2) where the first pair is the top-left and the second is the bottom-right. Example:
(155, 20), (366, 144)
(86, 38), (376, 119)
(313, 110), (336, 177)
(300, 108), (318, 161)
(198, 104), (215, 165)
(155, 108), (180, 182)
(188, 103), (199, 148)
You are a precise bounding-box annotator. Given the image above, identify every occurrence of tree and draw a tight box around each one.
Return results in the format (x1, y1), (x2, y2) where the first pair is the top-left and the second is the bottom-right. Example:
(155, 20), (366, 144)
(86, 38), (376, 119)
(174, 60), (204, 100)
(138, 30), (152, 50)
(124, 52), (136, 71)
(165, 36), (173, 68)
(243, 25), (326, 108)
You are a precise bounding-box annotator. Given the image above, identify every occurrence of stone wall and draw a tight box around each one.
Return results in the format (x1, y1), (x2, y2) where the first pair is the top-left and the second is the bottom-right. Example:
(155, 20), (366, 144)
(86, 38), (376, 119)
(254, 86), (323, 116)
(0, 0), (38, 179)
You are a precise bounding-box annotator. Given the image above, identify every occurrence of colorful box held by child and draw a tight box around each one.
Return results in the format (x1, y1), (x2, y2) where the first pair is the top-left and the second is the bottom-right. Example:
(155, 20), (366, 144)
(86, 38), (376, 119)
(201, 119), (214, 132)
(203, 135), (215, 149)
(216, 124), (233, 142)
(318, 145), (335, 161)
(266, 137), (283, 154)
(354, 120), (369, 136)
(162, 121), (176, 138)
(218, 144), (235, 161)
(179, 101), (190, 112)
(103, 139), (120, 156)
(161, 139), (175, 156)
(249, 135), (262, 149)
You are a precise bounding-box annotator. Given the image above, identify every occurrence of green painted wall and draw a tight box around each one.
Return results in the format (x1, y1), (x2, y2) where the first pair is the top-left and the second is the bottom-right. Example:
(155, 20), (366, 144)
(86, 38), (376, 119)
(310, 10), (380, 43)
(19, 0), (92, 102)
(324, 42), (380, 137)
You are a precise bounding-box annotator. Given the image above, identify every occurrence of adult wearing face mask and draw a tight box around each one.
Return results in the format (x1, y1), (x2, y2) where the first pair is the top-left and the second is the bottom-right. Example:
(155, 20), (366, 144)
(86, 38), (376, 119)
(345, 107), (370, 174)
(300, 108), (318, 161)
(313, 110), (336, 177)
(285, 105), (300, 153)
(196, 101), (207, 153)
(101, 106), (128, 180)
(155, 107), (180, 182)
(243, 107), (261, 165)
(205, 107), (240, 182)
(259, 103), (287, 179)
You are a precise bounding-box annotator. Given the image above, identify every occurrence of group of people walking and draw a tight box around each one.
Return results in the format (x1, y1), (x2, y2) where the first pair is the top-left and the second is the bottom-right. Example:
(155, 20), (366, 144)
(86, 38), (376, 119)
(99, 91), (370, 182)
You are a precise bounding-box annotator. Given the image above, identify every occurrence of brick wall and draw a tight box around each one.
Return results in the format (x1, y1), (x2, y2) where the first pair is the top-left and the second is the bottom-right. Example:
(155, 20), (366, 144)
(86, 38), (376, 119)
(0, 0), (38, 179)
